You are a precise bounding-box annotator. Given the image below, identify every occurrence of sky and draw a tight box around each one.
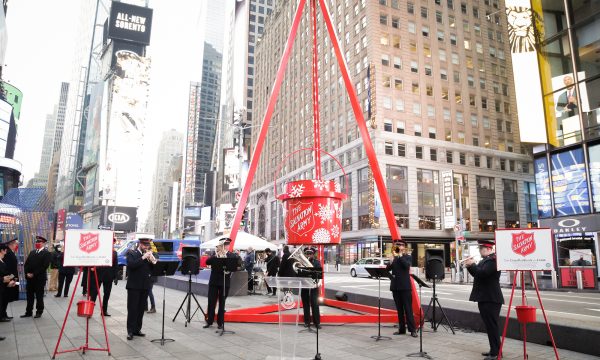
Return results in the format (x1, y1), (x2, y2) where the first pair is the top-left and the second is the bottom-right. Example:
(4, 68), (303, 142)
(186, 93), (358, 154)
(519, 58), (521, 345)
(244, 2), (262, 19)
(5, 0), (204, 225)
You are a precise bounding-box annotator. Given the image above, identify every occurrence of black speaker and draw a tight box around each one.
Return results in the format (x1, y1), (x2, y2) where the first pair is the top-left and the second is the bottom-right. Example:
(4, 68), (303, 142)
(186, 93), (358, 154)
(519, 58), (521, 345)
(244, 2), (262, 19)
(335, 291), (348, 301)
(181, 246), (200, 275)
(425, 248), (445, 281)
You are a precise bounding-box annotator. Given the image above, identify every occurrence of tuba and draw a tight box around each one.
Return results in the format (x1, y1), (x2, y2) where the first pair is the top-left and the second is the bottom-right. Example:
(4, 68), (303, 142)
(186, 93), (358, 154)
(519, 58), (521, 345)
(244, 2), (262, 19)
(289, 245), (313, 275)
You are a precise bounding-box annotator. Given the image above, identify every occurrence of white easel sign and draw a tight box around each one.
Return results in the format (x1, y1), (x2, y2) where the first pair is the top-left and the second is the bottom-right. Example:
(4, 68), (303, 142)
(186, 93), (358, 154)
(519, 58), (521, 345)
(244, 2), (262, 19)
(495, 228), (555, 271)
(63, 230), (114, 267)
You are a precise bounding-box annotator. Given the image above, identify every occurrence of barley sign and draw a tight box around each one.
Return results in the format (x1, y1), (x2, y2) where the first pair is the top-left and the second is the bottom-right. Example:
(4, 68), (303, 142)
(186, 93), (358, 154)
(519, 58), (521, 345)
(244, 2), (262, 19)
(63, 230), (115, 267)
(495, 228), (555, 271)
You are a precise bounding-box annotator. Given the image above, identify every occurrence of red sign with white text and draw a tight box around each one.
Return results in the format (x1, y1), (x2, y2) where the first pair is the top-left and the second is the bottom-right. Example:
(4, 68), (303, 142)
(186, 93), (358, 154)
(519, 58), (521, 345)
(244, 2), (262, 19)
(511, 232), (537, 257)
(79, 233), (100, 253)
(559, 267), (596, 289)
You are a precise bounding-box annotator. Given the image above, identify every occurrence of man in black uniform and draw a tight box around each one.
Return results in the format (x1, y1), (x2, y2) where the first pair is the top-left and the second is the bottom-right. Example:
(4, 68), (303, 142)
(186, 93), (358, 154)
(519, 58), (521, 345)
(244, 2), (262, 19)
(126, 238), (157, 340)
(90, 238), (119, 316)
(264, 248), (280, 296)
(387, 241), (417, 337)
(278, 246), (295, 277)
(464, 239), (504, 360)
(0, 243), (18, 339)
(203, 238), (241, 329)
(55, 245), (75, 298)
(299, 247), (322, 329)
(22, 236), (52, 318)
(0, 238), (19, 321)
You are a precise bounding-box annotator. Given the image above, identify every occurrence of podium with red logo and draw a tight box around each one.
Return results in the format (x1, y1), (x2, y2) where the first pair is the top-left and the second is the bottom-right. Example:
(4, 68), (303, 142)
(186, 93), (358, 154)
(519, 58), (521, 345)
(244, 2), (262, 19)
(52, 230), (114, 358)
(495, 228), (559, 360)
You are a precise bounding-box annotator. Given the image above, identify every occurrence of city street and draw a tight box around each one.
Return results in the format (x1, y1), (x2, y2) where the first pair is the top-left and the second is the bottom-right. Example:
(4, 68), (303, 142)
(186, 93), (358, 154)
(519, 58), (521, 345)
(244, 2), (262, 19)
(0, 282), (596, 360)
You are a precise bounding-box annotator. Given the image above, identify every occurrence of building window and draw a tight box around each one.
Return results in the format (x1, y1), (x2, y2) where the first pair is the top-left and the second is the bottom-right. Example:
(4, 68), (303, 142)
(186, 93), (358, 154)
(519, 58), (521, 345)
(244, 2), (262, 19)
(397, 121), (405, 134)
(417, 169), (441, 230)
(477, 176), (497, 232)
(416, 146), (423, 159)
(384, 119), (393, 132)
(503, 179), (519, 228)
(524, 181), (538, 228)
(474, 154), (480, 167)
(459, 152), (466, 165)
(446, 150), (453, 163)
(415, 124), (422, 136)
(385, 141), (394, 155)
(398, 143), (406, 157)
(429, 127), (436, 139)
(430, 148), (437, 161)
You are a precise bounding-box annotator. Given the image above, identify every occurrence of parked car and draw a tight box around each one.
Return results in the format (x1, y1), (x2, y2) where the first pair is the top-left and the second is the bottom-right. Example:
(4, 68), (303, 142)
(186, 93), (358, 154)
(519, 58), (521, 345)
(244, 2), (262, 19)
(350, 257), (391, 278)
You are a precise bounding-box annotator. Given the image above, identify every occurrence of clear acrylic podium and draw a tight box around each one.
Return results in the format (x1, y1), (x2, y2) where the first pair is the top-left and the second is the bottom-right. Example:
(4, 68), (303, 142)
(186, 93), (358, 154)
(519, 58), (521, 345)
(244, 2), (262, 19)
(265, 276), (317, 360)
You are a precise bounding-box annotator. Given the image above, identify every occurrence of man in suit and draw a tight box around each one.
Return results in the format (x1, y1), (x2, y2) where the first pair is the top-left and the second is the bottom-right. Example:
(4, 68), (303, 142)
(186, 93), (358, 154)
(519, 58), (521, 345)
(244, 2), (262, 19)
(203, 238), (241, 329)
(556, 75), (578, 118)
(22, 236), (52, 318)
(244, 247), (255, 294)
(299, 247), (322, 329)
(126, 238), (157, 340)
(464, 239), (504, 360)
(55, 245), (75, 298)
(90, 238), (119, 316)
(264, 248), (280, 296)
(0, 238), (19, 321)
(387, 241), (417, 337)
(0, 243), (18, 339)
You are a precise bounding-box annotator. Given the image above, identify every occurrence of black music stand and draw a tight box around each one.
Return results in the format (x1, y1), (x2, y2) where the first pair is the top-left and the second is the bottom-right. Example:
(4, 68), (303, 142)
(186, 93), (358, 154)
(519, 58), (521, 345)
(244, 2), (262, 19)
(407, 274), (433, 359)
(297, 266), (324, 360)
(151, 261), (179, 346)
(366, 267), (392, 342)
(210, 257), (239, 336)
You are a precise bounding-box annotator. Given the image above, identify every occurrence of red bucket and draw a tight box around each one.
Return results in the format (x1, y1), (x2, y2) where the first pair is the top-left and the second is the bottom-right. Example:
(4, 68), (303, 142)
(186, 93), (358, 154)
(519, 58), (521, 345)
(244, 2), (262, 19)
(515, 305), (536, 324)
(77, 300), (95, 318)
(278, 179), (347, 245)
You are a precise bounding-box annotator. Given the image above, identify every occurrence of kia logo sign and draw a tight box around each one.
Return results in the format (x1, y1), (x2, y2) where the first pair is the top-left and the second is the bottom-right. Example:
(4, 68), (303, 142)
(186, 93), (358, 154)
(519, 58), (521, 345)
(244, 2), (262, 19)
(557, 219), (580, 228)
(108, 212), (130, 224)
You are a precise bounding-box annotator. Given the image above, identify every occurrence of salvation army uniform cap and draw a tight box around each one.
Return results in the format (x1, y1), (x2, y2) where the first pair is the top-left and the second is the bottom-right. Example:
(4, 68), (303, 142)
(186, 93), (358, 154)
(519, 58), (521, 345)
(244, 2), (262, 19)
(477, 239), (495, 248)
(303, 247), (316, 255)
(138, 238), (152, 245)
(218, 238), (232, 246)
(2, 238), (18, 245)
(35, 236), (48, 243)
(394, 239), (407, 246)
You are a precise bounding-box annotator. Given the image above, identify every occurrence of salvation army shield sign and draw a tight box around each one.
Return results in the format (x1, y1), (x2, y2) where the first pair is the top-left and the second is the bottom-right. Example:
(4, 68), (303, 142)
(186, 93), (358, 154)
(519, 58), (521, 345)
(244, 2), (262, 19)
(511, 232), (536, 257)
(79, 232), (100, 254)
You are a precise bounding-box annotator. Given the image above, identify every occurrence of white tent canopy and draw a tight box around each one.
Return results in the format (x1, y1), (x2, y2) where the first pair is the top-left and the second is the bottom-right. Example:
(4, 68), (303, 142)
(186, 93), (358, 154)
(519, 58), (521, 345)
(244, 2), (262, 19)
(202, 231), (276, 251)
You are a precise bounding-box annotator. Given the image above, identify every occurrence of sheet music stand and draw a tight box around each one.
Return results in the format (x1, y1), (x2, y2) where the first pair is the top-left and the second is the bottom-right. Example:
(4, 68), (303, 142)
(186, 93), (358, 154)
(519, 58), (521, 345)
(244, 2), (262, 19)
(151, 261), (179, 346)
(407, 274), (432, 359)
(366, 267), (392, 342)
(210, 257), (240, 336)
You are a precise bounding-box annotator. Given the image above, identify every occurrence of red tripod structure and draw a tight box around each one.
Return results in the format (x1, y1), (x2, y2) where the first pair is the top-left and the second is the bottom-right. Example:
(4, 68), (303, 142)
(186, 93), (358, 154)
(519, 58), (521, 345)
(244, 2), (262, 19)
(52, 267), (111, 358)
(498, 271), (559, 360)
(225, 0), (421, 324)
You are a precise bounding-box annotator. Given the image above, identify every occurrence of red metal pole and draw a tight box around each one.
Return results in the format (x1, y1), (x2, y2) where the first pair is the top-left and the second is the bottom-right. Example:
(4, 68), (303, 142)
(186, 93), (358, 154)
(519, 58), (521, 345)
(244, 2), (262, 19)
(310, 0), (322, 180)
(531, 271), (560, 359)
(52, 268), (83, 358)
(521, 271), (526, 359)
(318, 0), (401, 241)
(499, 271), (518, 360)
(228, 0), (307, 249)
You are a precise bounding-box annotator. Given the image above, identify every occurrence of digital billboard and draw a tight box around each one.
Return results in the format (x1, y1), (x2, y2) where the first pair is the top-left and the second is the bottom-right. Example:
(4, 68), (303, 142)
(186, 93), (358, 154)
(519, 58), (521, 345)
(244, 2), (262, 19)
(534, 157), (552, 218)
(551, 148), (590, 216)
(108, 1), (153, 45)
(82, 82), (104, 168)
(589, 143), (600, 212)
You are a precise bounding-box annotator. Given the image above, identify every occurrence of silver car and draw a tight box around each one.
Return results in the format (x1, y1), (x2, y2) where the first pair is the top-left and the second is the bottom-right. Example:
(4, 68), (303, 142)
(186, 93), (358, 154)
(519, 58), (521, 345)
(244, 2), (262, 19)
(350, 257), (391, 278)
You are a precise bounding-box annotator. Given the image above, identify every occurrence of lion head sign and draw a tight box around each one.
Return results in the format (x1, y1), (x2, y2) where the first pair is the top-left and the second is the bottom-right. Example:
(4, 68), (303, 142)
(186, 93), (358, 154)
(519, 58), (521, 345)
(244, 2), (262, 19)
(495, 228), (555, 271)
(63, 230), (115, 267)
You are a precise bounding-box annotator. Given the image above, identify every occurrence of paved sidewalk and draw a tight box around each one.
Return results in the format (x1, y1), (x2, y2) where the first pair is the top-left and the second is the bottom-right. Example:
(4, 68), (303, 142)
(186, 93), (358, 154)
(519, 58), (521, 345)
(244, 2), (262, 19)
(0, 283), (595, 360)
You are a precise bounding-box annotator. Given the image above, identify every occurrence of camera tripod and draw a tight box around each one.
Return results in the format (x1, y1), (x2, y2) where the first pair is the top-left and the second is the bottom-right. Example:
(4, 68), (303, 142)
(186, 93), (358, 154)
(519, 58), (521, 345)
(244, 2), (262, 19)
(424, 278), (455, 334)
(172, 272), (206, 327)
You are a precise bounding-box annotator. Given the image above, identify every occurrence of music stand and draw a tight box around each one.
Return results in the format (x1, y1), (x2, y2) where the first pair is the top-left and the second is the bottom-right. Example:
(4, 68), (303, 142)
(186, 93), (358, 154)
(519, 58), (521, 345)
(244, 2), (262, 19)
(210, 257), (239, 336)
(407, 274), (433, 359)
(297, 266), (324, 360)
(366, 267), (392, 342)
(151, 261), (179, 346)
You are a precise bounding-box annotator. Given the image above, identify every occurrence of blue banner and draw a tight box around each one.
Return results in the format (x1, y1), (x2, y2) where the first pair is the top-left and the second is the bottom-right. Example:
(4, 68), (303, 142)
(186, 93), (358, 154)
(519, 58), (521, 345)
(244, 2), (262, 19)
(551, 148), (590, 216)
(534, 157), (552, 218)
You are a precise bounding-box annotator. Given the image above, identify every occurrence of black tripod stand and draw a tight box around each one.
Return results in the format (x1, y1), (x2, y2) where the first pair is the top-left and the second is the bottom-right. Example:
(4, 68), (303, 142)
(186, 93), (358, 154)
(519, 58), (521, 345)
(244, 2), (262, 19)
(151, 262), (178, 346)
(407, 274), (433, 359)
(172, 272), (206, 327)
(424, 278), (455, 334)
(366, 267), (392, 342)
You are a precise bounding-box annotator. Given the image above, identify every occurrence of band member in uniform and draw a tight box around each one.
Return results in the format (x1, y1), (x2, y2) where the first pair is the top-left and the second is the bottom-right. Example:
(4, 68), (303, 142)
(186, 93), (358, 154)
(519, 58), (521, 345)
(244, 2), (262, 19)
(203, 238), (241, 329)
(264, 248), (280, 296)
(90, 238), (119, 316)
(126, 238), (157, 340)
(22, 236), (52, 318)
(0, 239), (19, 320)
(387, 241), (417, 337)
(244, 247), (255, 294)
(0, 243), (18, 339)
(463, 239), (504, 360)
(55, 245), (75, 298)
(299, 247), (322, 329)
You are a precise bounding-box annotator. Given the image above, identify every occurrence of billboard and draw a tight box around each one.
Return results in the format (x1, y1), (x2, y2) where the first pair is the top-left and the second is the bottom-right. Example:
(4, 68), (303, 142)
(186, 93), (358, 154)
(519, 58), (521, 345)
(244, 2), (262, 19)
(63, 230), (114, 267)
(495, 228), (555, 271)
(100, 206), (137, 232)
(108, 1), (153, 45)
(441, 170), (455, 229)
(65, 213), (83, 230)
(82, 82), (104, 169)
(0, 99), (11, 156)
(551, 148), (590, 216)
(589, 143), (600, 212)
(534, 157), (552, 218)
(183, 206), (201, 219)
(551, 72), (591, 146)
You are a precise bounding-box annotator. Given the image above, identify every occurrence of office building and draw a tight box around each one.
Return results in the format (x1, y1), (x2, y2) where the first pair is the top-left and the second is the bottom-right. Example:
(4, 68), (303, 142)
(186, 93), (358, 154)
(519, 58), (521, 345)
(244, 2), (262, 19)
(27, 112), (57, 188)
(250, 0), (536, 265)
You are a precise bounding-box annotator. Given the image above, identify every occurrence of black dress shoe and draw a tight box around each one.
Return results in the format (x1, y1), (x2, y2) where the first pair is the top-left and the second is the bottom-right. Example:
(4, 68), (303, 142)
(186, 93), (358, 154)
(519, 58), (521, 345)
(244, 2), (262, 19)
(133, 332), (145, 337)
(315, 324), (322, 330)
(34, 313), (42, 318)
(0, 318), (11, 322)
(4, 316), (12, 320)
(64, 294), (68, 297)
(54, 294), (61, 298)
(127, 334), (134, 340)
(203, 323), (212, 329)
(484, 356), (498, 360)
(0, 337), (5, 341)
(482, 352), (491, 356)
(217, 324), (223, 329)
(303, 323), (310, 328)
(410, 331), (418, 338)
(393, 330), (407, 335)
(103, 313), (111, 317)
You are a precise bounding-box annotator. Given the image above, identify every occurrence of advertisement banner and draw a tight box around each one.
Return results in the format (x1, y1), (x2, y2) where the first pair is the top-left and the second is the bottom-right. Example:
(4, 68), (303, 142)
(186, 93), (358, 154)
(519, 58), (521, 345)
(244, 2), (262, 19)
(559, 267), (596, 289)
(495, 228), (555, 271)
(108, 1), (153, 45)
(183, 206), (201, 219)
(65, 213), (84, 230)
(441, 170), (455, 229)
(534, 157), (552, 218)
(82, 82), (104, 168)
(551, 148), (590, 216)
(56, 209), (67, 232)
(63, 230), (114, 267)
(100, 206), (137, 232)
(224, 148), (240, 190)
(217, 204), (233, 233)
(588, 143), (600, 212)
